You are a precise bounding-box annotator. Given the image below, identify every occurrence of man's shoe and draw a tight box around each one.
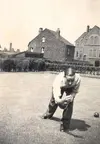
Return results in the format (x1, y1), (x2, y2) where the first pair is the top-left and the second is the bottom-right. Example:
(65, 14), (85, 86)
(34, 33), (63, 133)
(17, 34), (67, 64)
(60, 128), (69, 132)
(60, 124), (65, 132)
(60, 124), (69, 132)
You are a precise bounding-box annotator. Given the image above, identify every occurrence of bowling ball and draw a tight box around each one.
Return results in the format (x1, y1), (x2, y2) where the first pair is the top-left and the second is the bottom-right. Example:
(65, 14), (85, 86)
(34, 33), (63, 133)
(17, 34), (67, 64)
(58, 102), (68, 109)
(94, 112), (99, 118)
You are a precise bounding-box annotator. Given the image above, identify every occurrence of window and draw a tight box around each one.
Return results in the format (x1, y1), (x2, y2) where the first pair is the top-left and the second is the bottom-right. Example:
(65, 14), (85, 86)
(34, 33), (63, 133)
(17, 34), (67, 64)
(89, 49), (92, 57)
(42, 36), (46, 42)
(90, 36), (99, 45)
(76, 51), (78, 57)
(30, 47), (34, 52)
(41, 47), (45, 53)
(83, 54), (86, 61)
(67, 48), (70, 55)
(90, 36), (94, 45)
(99, 50), (100, 57)
(94, 36), (99, 45)
(79, 51), (82, 58)
(93, 49), (96, 57)
(76, 42), (79, 46)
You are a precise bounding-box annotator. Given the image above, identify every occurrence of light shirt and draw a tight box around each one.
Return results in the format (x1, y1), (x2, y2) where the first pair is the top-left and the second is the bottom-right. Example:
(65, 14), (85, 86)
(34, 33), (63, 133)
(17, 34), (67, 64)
(52, 71), (81, 102)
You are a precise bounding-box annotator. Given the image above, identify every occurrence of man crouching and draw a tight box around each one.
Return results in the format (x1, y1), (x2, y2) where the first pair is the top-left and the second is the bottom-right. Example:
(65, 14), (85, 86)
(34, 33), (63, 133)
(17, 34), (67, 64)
(42, 67), (81, 132)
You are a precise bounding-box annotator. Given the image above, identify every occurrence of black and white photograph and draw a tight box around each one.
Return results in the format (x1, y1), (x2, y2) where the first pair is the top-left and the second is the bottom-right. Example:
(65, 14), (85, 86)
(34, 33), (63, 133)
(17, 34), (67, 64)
(0, 0), (100, 144)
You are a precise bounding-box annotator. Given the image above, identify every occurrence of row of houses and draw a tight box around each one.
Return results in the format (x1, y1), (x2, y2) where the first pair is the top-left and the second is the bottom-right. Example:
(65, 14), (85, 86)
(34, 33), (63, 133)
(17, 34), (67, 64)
(27, 25), (100, 66)
(5, 25), (100, 67)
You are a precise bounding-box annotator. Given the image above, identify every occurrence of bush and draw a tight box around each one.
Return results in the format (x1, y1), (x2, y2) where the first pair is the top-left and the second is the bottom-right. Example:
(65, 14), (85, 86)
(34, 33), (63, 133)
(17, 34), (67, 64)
(34, 59), (46, 71)
(29, 58), (35, 71)
(0, 59), (3, 71)
(14, 59), (23, 72)
(22, 59), (30, 72)
(0, 57), (100, 74)
(2, 59), (16, 72)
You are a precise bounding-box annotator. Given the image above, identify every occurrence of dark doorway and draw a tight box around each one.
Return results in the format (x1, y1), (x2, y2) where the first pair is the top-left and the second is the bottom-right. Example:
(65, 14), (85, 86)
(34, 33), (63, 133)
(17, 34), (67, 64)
(95, 60), (100, 67)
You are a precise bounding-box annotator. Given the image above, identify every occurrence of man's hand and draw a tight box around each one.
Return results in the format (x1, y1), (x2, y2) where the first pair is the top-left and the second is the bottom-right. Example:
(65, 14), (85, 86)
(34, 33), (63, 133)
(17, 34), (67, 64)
(62, 92), (74, 102)
(56, 93), (75, 104)
(58, 95), (74, 109)
(64, 95), (74, 102)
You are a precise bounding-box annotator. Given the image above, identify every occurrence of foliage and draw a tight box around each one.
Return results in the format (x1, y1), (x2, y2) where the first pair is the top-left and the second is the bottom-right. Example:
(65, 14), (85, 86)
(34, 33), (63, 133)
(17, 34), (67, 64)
(0, 57), (100, 75)
(2, 59), (16, 72)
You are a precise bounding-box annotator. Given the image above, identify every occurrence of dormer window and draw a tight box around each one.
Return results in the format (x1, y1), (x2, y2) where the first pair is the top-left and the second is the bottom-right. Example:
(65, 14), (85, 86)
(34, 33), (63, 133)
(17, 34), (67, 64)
(42, 36), (46, 42)
(41, 47), (45, 53)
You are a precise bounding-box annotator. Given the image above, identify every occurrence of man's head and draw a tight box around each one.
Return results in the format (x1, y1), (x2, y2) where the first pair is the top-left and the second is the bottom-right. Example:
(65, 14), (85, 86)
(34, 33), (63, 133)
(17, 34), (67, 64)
(64, 67), (75, 86)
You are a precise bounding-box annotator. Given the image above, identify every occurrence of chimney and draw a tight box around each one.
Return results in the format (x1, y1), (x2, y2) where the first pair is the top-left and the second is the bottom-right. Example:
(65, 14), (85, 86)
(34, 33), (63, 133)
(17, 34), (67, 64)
(16, 49), (20, 53)
(56, 28), (60, 39)
(39, 28), (43, 34)
(87, 25), (90, 32)
(9, 43), (12, 51)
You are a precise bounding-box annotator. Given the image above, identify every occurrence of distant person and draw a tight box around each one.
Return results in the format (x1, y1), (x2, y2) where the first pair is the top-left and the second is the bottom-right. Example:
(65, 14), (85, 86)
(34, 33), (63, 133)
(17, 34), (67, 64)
(42, 67), (81, 132)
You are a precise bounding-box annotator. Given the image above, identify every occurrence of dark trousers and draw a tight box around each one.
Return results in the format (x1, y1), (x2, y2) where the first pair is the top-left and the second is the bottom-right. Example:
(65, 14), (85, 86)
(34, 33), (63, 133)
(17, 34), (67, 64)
(45, 92), (73, 129)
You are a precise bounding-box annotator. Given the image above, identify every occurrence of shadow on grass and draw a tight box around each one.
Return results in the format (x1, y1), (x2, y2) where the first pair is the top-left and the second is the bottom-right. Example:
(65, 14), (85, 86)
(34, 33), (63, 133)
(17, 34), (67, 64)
(70, 119), (91, 131)
(50, 117), (91, 138)
(50, 117), (91, 131)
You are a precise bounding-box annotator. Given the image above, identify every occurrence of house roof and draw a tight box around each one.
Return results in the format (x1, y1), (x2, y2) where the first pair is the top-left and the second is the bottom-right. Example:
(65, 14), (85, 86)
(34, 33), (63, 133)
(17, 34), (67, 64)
(11, 51), (26, 57)
(10, 51), (44, 58)
(75, 25), (100, 42)
(28, 28), (74, 47)
(48, 29), (74, 46)
(75, 32), (87, 42)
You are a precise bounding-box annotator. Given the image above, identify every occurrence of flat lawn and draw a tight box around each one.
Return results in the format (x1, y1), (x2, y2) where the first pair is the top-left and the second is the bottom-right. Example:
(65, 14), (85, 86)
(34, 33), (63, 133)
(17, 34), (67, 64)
(0, 72), (100, 144)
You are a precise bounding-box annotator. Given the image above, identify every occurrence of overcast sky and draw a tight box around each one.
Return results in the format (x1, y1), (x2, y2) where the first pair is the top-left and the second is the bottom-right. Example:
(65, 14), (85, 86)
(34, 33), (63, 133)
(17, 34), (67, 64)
(0, 0), (100, 51)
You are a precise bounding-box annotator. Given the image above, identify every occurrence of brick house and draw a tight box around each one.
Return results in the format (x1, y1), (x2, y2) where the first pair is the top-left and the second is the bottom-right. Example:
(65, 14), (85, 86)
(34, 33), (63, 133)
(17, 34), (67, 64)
(28, 28), (75, 62)
(74, 25), (100, 66)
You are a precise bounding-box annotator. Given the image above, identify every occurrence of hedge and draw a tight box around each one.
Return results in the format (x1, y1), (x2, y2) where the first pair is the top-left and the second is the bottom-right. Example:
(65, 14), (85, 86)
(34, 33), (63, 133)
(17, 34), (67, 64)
(0, 58), (100, 75)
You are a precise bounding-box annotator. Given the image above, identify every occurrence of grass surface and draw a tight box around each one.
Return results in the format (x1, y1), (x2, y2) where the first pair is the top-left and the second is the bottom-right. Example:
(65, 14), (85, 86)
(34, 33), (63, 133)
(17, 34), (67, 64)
(0, 72), (99, 144)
